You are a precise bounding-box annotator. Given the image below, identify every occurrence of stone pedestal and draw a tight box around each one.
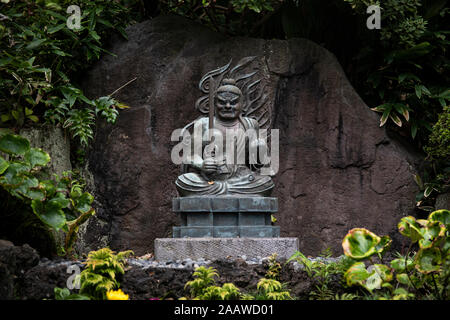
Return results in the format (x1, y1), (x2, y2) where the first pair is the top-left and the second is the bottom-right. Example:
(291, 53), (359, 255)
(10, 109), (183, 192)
(154, 196), (298, 261)
(172, 196), (280, 238)
(154, 237), (299, 261)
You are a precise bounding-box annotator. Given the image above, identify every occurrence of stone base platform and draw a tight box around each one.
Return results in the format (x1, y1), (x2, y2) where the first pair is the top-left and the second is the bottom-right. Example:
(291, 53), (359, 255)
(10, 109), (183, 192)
(154, 237), (299, 261)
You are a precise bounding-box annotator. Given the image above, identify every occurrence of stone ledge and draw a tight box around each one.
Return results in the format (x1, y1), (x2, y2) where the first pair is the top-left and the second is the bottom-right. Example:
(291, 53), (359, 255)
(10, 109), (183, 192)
(173, 226), (280, 238)
(173, 196), (278, 213)
(154, 237), (298, 261)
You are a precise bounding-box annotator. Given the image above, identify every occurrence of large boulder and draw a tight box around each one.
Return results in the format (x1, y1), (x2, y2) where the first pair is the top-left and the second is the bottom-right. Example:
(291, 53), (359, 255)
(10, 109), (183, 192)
(0, 240), (40, 300)
(82, 15), (422, 256)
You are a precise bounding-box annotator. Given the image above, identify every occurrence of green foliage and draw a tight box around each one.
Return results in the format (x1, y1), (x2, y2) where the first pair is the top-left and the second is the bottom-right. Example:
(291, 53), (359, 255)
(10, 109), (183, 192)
(54, 287), (90, 300)
(342, 210), (450, 300)
(0, 132), (95, 255)
(183, 266), (241, 300)
(342, 228), (391, 260)
(184, 266), (219, 298)
(253, 277), (292, 300)
(414, 170), (450, 212)
(425, 106), (450, 160)
(160, 0), (282, 35)
(182, 264), (292, 300)
(287, 249), (355, 300)
(265, 253), (282, 280)
(345, 0), (449, 142)
(79, 248), (133, 300)
(0, 0), (135, 146)
(63, 108), (95, 147)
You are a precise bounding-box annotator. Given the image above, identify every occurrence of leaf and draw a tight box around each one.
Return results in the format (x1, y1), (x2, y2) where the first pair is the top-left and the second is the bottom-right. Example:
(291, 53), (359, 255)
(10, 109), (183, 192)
(0, 129), (13, 137)
(398, 216), (423, 242)
(31, 199), (67, 230)
(342, 228), (388, 260)
(424, 186), (433, 197)
(0, 162), (30, 185)
(47, 24), (66, 34)
(40, 180), (56, 196)
(24, 148), (50, 168)
(389, 113), (403, 127)
(413, 174), (423, 189)
(396, 273), (411, 286)
(0, 134), (30, 155)
(415, 248), (442, 274)
(26, 39), (46, 50)
(28, 115), (39, 123)
(15, 176), (40, 199)
(375, 236), (392, 254)
(428, 209), (450, 228)
(116, 26), (128, 40)
(420, 85), (431, 96)
(97, 18), (113, 28)
(11, 110), (21, 121)
(390, 258), (413, 272)
(44, 9), (67, 22)
(393, 103), (409, 121)
(344, 262), (371, 287)
(49, 193), (70, 209)
(411, 123), (418, 139)
(75, 192), (94, 213)
(0, 157), (9, 175)
(418, 221), (445, 249)
(415, 85), (422, 99)
(380, 108), (391, 127)
(1, 114), (11, 123)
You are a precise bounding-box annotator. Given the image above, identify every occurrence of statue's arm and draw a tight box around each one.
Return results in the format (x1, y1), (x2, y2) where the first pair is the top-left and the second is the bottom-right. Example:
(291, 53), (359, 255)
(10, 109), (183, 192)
(185, 117), (208, 171)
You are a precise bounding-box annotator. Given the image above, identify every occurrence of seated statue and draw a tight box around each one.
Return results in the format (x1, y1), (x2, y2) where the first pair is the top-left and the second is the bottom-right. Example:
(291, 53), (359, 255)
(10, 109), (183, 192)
(175, 76), (274, 197)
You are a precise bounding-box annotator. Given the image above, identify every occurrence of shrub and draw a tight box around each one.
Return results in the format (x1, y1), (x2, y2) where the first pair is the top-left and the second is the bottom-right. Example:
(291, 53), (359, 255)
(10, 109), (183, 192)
(0, 0), (133, 146)
(0, 131), (95, 255)
(342, 209), (450, 300)
(79, 248), (133, 300)
(425, 106), (450, 160)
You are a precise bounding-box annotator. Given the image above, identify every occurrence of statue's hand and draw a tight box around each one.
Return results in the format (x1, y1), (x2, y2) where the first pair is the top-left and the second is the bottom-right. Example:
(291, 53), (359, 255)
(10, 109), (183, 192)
(202, 158), (218, 174)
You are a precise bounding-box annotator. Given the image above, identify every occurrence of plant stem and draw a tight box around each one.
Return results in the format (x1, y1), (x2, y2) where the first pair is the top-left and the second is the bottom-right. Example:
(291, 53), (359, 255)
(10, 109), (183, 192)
(431, 273), (441, 300)
(108, 77), (137, 97)
(405, 242), (419, 292)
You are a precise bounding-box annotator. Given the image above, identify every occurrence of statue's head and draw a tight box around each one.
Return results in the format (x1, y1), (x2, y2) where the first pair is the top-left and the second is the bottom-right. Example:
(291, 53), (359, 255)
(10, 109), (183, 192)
(215, 79), (242, 121)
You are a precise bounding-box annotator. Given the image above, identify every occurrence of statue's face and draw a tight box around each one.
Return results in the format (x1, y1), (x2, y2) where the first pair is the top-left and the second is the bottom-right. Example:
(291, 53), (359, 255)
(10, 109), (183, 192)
(215, 91), (242, 120)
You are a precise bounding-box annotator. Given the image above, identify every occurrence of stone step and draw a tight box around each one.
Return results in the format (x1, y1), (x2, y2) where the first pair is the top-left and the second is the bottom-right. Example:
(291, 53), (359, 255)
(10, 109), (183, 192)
(154, 237), (298, 261)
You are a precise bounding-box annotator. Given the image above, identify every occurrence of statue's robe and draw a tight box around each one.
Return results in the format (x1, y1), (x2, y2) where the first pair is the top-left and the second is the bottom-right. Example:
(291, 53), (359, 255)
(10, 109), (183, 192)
(175, 116), (274, 196)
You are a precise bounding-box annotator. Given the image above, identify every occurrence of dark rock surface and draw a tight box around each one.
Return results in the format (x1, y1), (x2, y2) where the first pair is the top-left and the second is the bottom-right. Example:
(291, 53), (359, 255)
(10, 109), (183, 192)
(16, 258), (322, 300)
(3, 239), (334, 300)
(0, 241), (39, 300)
(82, 15), (422, 256)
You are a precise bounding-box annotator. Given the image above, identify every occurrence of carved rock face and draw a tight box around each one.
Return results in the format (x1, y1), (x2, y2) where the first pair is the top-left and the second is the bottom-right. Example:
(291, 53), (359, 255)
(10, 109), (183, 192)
(82, 15), (423, 256)
(215, 91), (242, 121)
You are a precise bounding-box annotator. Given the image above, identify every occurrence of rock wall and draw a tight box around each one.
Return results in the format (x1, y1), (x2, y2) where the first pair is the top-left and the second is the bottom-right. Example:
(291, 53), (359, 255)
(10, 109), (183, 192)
(82, 15), (422, 256)
(20, 126), (72, 176)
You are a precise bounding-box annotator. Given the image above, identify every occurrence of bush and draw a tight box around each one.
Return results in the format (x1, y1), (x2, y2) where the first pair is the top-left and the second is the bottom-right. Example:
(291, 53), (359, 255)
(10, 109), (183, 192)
(0, 131), (95, 255)
(79, 248), (133, 300)
(426, 106), (450, 160)
(0, 0), (134, 146)
(342, 209), (450, 300)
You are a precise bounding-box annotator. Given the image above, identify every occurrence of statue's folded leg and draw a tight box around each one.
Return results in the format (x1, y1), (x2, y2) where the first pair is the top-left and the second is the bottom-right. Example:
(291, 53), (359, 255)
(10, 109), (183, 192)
(175, 172), (226, 196)
(227, 174), (274, 196)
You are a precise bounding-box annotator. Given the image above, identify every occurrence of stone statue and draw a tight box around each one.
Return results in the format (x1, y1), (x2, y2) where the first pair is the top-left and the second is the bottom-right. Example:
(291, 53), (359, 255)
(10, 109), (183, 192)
(175, 57), (275, 197)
